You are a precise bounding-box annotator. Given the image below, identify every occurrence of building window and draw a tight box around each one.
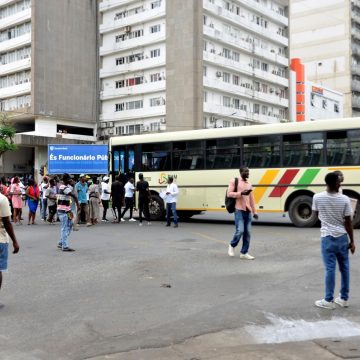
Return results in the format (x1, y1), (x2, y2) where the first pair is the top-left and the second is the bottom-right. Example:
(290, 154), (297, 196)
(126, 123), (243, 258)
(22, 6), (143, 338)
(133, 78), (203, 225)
(150, 48), (160, 58)
(203, 40), (207, 51)
(223, 121), (231, 127)
(233, 98), (240, 109)
(126, 100), (143, 110)
(150, 73), (161, 82)
(151, 0), (161, 9)
(334, 103), (339, 113)
(115, 103), (124, 112)
(115, 80), (125, 88)
(150, 97), (165, 106)
(232, 51), (240, 62)
(223, 72), (230, 83)
(261, 62), (268, 72)
(233, 75), (239, 85)
(323, 99), (327, 109)
(223, 48), (231, 59)
(116, 57), (125, 65)
(150, 24), (161, 33)
(203, 66), (207, 77)
(203, 91), (208, 103)
(223, 96), (231, 107)
(253, 103), (260, 114)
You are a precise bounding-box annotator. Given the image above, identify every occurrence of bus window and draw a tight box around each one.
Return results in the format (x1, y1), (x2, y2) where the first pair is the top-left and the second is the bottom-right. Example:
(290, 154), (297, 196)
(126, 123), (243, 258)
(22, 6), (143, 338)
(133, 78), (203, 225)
(128, 148), (135, 172)
(326, 131), (347, 166)
(173, 141), (204, 170)
(142, 143), (171, 171)
(243, 136), (280, 168)
(283, 132), (324, 167)
(347, 130), (360, 165)
(113, 148), (125, 173)
(206, 138), (240, 169)
(114, 151), (120, 172)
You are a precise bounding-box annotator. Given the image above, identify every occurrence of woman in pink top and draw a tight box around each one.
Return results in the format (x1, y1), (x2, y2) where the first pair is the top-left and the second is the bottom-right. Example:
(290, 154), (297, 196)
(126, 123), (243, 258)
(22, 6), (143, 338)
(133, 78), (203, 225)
(9, 176), (23, 224)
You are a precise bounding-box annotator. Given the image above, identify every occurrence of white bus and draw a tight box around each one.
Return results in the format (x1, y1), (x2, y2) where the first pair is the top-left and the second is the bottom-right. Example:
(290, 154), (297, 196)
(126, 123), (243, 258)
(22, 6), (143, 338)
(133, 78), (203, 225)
(109, 118), (360, 227)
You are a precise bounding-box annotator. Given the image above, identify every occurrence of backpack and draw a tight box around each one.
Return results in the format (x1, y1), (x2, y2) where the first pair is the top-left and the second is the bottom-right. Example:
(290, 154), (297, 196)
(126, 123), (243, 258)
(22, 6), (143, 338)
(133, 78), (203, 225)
(225, 177), (238, 214)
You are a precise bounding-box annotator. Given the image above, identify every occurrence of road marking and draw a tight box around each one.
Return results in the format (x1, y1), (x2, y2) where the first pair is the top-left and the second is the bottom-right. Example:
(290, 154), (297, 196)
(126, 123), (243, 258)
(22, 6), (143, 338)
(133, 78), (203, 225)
(246, 313), (360, 344)
(192, 232), (227, 245)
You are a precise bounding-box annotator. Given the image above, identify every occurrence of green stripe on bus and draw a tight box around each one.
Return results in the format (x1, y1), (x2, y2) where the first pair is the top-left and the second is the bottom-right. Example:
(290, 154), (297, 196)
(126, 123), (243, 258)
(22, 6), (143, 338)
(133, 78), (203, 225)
(295, 168), (321, 189)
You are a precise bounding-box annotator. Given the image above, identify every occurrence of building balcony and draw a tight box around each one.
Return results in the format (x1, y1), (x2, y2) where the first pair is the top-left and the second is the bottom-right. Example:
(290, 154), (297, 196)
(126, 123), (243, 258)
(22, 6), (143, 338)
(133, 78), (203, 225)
(352, 43), (360, 57)
(351, 27), (360, 42)
(100, 56), (165, 79)
(203, 77), (288, 107)
(352, 0), (360, 9)
(100, 81), (166, 100)
(352, 64), (360, 76)
(352, 78), (360, 92)
(203, 26), (288, 67)
(203, 51), (289, 87)
(0, 81), (31, 99)
(100, 5), (165, 34)
(0, 57), (31, 76)
(100, 33), (165, 56)
(203, 102), (281, 124)
(0, 8), (31, 31)
(0, 32), (31, 53)
(352, 11), (360, 25)
(203, 1), (288, 47)
(237, 0), (288, 26)
(99, 0), (139, 13)
(352, 94), (360, 109)
(100, 105), (165, 122)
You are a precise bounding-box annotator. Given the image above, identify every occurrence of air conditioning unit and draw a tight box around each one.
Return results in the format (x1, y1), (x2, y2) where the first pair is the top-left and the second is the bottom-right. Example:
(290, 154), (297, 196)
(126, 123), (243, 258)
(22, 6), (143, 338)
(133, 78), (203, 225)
(216, 71), (222, 77)
(124, 25), (131, 33)
(209, 23), (214, 28)
(108, 129), (114, 135)
(160, 118), (166, 124)
(210, 49), (215, 53)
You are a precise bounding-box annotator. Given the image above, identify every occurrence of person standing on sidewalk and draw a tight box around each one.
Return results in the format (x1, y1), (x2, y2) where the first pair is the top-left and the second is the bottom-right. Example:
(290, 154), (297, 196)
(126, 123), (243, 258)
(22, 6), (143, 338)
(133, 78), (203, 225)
(165, 176), (179, 228)
(75, 174), (91, 226)
(111, 176), (124, 223)
(0, 192), (19, 309)
(100, 176), (111, 222)
(46, 178), (58, 224)
(136, 173), (151, 226)
(120, 178), (136, 222)
(39, 176), (49, 221)
(227, 166), (258, 260)
(57, 174), (78, 252)
(312, 172), (355, 309)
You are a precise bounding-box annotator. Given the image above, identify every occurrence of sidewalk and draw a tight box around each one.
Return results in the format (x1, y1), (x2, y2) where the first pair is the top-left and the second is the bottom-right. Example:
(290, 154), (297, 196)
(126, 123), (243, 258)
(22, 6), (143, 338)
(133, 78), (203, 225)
(88, 336), (360, 360)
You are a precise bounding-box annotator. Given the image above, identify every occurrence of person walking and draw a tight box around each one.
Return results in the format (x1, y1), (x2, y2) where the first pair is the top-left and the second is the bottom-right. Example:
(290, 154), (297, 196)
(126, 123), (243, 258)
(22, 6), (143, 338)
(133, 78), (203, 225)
(111, 176), (124, 223)
(0, 192), (19, 309)
(100, 176), (111, 222)
(120, 178), (136, 221)
(39, 177), (49, 221)
(312, 172), (355, 309)
(46, 178), (58, 224)
(136, 173), (151, 226)
(75, 174), (91, 226)
(165, 175), (179, 228)
(26, 179), (40, 225)
(57, 174), (78, 252)
(9, 177), (23, 225)
(88, 177), (100, 225)
(227, 166), (258, 260)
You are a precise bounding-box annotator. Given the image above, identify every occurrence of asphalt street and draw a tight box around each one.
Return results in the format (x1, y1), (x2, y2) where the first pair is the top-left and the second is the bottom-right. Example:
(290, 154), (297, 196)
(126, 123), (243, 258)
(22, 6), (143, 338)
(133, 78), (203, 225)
(1, 210), (359, 360)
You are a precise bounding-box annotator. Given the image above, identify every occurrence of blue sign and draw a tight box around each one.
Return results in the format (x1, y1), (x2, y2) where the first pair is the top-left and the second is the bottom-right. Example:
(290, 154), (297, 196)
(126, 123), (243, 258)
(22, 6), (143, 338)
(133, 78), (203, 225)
(48, 144), (109, 174)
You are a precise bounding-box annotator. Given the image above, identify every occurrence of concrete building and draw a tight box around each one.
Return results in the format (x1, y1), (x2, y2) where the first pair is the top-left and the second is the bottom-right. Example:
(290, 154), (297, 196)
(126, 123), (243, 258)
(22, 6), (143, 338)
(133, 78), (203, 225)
(99, 0), (289, 137)
(290, 0), (360, 118)
(0, 0), (98, 178)
(289, 58), (344, 121)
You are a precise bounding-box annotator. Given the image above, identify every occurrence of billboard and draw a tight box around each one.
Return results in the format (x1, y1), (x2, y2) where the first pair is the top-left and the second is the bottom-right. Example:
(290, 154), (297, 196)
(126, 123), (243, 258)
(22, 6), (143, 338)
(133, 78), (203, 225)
(48, 144), (109, 174)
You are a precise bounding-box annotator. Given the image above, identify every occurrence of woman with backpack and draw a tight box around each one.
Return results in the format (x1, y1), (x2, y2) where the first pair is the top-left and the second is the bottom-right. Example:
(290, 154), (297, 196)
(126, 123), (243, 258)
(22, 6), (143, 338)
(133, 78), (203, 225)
(26, 179), (40, 225)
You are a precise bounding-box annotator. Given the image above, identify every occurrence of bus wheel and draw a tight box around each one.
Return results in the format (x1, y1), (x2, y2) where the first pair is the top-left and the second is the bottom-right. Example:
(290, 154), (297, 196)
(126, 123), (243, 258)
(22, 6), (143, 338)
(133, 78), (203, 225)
(352, 200), (360, 228)
(288, 195), (318, 227)
(149, 195), (165, 221)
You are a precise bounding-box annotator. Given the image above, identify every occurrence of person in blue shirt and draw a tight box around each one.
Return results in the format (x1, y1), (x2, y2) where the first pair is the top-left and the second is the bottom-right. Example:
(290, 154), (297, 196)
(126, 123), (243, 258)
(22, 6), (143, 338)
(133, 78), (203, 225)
(75, 174), (91, 226)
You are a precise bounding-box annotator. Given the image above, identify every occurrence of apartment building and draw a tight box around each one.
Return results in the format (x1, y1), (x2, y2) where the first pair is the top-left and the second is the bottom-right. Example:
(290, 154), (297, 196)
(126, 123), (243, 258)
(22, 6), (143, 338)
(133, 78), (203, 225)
(99, 0), (289, 137)
(290, 0), (360, 117)
(0, 0), (98, 177)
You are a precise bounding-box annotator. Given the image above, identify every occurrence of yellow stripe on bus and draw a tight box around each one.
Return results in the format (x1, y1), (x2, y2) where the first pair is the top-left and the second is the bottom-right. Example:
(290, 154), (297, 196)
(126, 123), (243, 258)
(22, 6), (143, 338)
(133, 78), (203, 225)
(329, 167), (360, 171)
(253, 169), (280, 204)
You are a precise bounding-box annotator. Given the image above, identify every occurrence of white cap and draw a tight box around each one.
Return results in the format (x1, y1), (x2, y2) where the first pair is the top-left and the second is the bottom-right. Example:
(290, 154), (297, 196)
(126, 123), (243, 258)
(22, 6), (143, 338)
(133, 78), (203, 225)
(103, 176), (109, 181)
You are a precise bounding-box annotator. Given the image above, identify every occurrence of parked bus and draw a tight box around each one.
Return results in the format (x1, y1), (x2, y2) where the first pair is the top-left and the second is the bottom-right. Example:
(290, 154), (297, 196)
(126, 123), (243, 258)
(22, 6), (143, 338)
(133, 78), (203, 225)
(109, 118), (360, 227)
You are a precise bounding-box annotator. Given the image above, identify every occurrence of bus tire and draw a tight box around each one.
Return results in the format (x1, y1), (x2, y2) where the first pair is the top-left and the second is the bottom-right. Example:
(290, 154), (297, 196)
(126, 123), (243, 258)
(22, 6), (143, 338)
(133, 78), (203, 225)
(288, 195), (318, 227)
(352, 200), (360, 228)
(149, 195), (165, 221)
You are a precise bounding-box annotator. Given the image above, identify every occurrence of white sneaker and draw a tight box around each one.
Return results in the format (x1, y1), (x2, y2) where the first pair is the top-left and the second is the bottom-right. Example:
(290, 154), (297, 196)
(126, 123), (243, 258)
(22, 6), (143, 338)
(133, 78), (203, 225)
(129, 218), (136, 222)
(315, 299), (336, 309)
(139, 223), (143, 226)
(147, 222), (152, 226)
(228, 245), (235, 257)
(335, 296), (349, 308)
(240, 253), (255, 260)
(120, 218), (125, 222)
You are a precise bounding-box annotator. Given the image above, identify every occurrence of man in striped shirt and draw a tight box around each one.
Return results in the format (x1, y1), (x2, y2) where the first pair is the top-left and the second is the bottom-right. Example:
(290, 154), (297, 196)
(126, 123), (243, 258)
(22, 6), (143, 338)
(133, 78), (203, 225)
(312, 172), (356, 309)
(57, 173), (78, 252)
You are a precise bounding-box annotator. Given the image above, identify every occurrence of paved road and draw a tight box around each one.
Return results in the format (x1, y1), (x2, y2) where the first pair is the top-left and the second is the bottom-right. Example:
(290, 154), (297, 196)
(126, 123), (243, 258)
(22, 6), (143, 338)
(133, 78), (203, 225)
(1, 211), (359, 360)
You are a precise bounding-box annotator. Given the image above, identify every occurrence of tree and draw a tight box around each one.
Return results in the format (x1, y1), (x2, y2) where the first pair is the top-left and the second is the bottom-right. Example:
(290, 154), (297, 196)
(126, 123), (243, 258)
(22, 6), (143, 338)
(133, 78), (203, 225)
(0, 113), (17, 159)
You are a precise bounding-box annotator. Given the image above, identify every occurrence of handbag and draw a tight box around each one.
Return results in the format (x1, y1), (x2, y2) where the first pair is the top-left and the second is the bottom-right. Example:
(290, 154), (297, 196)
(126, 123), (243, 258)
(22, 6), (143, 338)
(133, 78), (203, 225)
(225, 177), (238, 214)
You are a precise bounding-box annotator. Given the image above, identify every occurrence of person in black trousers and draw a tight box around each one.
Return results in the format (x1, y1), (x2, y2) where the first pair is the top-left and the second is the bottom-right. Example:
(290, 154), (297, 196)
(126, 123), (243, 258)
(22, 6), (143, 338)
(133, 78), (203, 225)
(136, 173), (151, 226)
(120, 178), (136, 221)
(111, 176), (124, 223)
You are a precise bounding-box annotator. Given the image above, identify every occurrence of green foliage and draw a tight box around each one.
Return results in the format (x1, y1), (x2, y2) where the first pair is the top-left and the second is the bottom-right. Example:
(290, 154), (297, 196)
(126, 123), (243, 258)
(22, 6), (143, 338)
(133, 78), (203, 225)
(0, 113), (17, 157)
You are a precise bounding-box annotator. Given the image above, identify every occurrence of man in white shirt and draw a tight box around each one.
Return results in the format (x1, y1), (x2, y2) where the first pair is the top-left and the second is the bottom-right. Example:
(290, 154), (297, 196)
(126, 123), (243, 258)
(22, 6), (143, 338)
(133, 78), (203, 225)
(165, 176), (179, 228)
(100, 176), (111, 222)
(312, 172), (355, 310)
(120, 178), (136, 221)
(40, 177), (49, 221)
(0, 193), (19, 308)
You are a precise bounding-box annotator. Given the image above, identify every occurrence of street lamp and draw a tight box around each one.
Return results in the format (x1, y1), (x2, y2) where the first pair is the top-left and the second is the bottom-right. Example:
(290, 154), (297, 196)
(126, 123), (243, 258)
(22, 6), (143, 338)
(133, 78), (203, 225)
(213, 112), (237, 128)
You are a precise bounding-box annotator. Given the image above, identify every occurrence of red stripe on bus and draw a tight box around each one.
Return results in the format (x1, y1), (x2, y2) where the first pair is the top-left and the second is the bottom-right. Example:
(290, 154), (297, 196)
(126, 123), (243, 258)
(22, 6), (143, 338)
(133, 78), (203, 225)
(269, 169), (300, 197)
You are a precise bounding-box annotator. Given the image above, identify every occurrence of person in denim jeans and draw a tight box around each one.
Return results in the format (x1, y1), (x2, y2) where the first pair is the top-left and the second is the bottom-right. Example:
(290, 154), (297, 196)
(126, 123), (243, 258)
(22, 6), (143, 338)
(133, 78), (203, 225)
(227, 167), (258, 260)
(165, 176), (179, 228)
(312, 172), (356, 309)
